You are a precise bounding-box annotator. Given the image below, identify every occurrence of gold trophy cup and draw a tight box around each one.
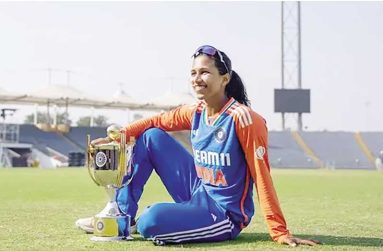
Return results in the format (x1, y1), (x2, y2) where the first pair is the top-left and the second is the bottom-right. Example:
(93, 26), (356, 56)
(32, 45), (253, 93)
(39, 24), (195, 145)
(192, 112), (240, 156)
(86, 125), (134, 241)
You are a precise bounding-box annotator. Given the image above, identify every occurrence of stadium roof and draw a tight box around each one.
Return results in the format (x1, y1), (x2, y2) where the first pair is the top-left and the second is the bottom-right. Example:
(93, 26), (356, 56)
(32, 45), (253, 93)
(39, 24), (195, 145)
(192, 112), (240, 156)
(148, 91), (197, 107)
(0, 84), (121, 108)
(0, 84), (196, 111)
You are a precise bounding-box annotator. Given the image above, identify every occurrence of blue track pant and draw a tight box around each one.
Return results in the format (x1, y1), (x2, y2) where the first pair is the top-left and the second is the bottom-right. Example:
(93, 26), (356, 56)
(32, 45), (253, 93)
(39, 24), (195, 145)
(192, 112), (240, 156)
(116, 128), (241, 244)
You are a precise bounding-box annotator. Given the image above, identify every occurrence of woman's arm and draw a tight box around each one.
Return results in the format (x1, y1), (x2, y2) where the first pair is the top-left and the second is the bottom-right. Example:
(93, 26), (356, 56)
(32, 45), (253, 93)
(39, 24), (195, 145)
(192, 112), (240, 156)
(235, 109), (291, 243)
(122, 103), (197, 139)
(235, 107), (320, 246)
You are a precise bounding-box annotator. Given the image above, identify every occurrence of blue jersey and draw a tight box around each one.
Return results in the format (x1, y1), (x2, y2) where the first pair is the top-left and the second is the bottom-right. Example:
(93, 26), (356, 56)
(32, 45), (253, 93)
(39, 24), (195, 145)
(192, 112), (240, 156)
(124, 97), (291, 242)
(190, 98), (254, 227)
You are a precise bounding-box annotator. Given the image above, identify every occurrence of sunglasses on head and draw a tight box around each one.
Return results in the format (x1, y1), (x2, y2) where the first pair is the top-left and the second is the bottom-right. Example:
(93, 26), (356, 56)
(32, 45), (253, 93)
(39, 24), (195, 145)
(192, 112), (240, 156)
(193, 45), (230, 74)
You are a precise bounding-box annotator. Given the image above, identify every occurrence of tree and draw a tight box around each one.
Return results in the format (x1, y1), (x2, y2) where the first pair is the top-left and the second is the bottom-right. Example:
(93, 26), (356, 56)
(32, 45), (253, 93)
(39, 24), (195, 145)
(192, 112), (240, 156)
(24, 112), (71, 125)
(76, 115), (109, 127)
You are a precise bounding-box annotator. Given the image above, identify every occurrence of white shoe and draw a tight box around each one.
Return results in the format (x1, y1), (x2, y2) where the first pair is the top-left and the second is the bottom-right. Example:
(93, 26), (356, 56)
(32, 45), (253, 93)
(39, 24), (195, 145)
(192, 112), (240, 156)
(75, 217), (94, 234)
(75, 217), (137, 234)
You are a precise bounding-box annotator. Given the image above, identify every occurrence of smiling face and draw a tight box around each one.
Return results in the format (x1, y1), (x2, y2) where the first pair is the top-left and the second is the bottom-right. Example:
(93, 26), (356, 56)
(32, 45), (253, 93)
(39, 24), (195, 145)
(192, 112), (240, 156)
(190, 54), (230, 102)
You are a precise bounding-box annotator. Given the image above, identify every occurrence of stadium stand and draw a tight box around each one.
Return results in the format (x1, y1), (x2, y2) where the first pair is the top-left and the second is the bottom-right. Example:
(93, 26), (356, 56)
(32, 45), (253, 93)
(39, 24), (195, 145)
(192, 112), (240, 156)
(360, 132), (383, 158)
(268, 131), (318, 168)
(19, 124), (83, 156)
(65, 126), (106, 150)
(9, 147), (30, 167)
(3, 123), (381, 169)
(299, 131), (373, 169)
(68, 151), (86, 167)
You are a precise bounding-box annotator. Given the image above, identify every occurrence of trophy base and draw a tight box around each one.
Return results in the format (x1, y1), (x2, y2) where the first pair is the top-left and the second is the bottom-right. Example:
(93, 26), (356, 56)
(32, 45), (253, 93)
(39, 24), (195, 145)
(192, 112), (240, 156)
(92, 208), (132, 242)
(91, 235), (134, 242)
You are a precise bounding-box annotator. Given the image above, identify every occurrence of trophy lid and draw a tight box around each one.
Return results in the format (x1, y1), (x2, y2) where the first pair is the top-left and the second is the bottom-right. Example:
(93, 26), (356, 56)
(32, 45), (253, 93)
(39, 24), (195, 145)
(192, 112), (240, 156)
(107, 124), (122, 141)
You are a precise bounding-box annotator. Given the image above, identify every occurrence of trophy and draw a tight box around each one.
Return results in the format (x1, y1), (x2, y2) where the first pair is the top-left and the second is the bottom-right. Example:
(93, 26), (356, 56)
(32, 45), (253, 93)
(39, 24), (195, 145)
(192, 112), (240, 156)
(86, 124), (135, 241)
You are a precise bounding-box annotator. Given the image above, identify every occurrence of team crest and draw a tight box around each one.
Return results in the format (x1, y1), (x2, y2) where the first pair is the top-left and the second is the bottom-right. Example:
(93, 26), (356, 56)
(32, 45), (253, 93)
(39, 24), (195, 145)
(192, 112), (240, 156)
(214, 127), (227, 143)
(255, 146), (266, 160)
(95, 151), (107, 167)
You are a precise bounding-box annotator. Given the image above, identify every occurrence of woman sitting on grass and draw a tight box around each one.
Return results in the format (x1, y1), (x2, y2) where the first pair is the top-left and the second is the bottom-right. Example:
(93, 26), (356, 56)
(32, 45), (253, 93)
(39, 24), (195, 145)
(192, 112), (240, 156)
(77, 45), (320, 247)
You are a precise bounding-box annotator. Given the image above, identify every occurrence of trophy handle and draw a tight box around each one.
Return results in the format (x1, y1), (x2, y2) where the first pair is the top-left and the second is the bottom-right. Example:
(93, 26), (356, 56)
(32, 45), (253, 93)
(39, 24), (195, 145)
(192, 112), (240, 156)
(117, 130), (126, 187)
(86, 134), (100, 186)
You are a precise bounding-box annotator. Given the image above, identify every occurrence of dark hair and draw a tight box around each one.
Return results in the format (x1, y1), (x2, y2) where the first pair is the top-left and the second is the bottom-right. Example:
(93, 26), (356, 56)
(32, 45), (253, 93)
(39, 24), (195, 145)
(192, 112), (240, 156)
(213, 50), (250, 107)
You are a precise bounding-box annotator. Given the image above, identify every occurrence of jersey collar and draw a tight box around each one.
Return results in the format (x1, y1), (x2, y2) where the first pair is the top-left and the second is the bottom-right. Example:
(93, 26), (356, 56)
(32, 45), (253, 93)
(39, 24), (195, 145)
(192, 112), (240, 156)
(203, 97), (236, 126)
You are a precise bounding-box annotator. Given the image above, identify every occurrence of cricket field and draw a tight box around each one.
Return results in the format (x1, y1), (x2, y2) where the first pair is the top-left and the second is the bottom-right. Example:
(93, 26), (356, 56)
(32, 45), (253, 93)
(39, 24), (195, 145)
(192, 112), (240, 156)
(0, 168), (382, 250)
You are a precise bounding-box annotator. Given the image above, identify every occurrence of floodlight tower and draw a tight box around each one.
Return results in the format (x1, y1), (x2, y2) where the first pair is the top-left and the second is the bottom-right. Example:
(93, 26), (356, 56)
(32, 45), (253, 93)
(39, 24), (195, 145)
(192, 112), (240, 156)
(0, 108), (17, 167)
(276, 1), (310, 131)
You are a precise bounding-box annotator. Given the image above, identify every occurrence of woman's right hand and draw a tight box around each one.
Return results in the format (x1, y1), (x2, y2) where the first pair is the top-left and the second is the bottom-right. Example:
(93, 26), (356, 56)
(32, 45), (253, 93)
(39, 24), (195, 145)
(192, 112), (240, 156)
(88, 137), (112, 156)
(90, 137), (112, 147)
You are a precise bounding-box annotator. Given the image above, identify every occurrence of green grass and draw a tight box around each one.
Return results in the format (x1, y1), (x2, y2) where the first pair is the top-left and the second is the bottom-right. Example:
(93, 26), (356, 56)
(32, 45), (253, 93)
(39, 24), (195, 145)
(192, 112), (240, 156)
(0, 168), (382, 250)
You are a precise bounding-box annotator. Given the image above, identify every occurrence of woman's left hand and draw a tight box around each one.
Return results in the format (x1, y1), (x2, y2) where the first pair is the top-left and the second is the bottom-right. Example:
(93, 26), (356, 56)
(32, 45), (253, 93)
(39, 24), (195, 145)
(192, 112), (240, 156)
(281, 236), (321, 247)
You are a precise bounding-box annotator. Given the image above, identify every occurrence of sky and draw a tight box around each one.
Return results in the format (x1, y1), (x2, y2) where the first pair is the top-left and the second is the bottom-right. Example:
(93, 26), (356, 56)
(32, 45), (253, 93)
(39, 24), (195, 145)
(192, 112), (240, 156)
(0, 1), (382, 132)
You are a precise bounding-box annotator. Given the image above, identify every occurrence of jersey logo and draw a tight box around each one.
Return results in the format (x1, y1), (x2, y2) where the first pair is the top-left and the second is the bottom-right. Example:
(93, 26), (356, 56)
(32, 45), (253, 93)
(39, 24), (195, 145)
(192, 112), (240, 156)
(211, 213), (217, 222)
(255, 146), (266, 160)
(214, 127), (227, 143)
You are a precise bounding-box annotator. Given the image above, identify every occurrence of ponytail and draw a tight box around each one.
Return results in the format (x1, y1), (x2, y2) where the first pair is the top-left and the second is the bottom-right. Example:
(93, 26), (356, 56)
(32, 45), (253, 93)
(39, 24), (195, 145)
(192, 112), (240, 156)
(211, 49), (250, 107)
(225, 70), (250, 107)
